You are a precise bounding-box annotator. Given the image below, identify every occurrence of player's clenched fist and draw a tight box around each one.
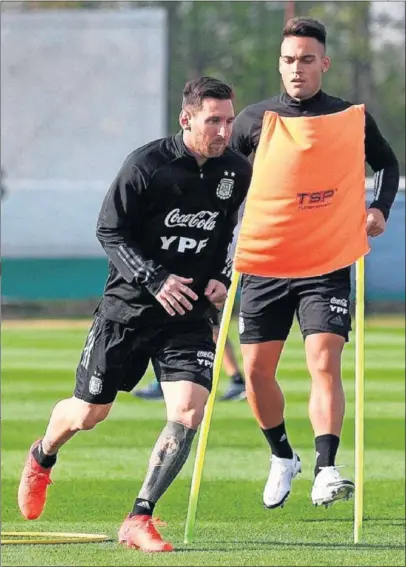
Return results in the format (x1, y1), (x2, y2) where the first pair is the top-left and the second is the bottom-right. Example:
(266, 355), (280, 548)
(204, 279), (227, 308)
(366, 207), (386, 238)
(155, 275), (198, 316)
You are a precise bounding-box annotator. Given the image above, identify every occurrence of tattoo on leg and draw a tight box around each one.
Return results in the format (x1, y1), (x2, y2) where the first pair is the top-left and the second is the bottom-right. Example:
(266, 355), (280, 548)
(138, 421), (196, 504)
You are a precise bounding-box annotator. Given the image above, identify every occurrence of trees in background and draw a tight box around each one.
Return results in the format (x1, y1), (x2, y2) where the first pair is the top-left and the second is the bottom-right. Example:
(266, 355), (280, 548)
(5, 0), (405, 172)
(148, 0), (405, 171)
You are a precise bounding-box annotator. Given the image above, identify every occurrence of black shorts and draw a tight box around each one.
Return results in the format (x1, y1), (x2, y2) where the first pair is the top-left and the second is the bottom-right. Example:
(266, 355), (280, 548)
(239, 268), (352, 344)
(75, 315), (216, 404)
(207, 304), (221, 327)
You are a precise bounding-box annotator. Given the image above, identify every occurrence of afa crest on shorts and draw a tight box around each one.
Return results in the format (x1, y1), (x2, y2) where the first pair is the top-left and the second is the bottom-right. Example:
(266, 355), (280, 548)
(89, 373), (103, 395)
(216, 171), (235, 200)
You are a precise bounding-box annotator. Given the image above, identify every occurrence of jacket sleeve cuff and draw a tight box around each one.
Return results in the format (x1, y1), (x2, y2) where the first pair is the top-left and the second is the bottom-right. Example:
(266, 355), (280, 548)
(368, 200), (390, 221)
(144, 268), (171, 296)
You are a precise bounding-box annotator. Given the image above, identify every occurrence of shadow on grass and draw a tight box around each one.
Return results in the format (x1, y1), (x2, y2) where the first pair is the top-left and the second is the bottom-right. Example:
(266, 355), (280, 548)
(177, 540), (405, 552)
(303, 517), (405, 526)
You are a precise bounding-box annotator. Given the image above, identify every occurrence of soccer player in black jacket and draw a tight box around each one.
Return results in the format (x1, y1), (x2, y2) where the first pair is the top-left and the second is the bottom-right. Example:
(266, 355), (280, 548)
(18, 77), (252, 552)
(230, 18), (399, 511)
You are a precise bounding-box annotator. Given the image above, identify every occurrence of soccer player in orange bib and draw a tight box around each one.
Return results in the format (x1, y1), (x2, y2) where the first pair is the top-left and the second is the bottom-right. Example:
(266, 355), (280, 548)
(230, 17), (399, 509)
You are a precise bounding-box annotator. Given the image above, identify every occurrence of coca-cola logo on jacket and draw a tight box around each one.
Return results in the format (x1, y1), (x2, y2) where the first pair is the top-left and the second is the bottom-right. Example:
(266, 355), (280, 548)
(164, 208), (219, 231)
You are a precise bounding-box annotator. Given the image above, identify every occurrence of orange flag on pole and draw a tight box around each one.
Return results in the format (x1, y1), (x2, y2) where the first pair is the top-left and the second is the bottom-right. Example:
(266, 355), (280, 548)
(234, 105), (370, 278)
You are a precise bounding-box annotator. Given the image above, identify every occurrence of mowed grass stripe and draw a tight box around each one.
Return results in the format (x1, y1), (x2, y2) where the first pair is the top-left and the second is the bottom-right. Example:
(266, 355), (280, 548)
(2, 323), (403, 375)
(2, 399), (404, 421)
(3, 352), (404, 366)
(3, 379), (404, 397)
(2, 416), (403, 452)
(1, 480), (405, 566)
(2, 326), (404, 362)
(3, 341), (404, 359)
(2, 482), (405, 564)
(2, 478), (404, 523)
(3, 359), (404, 371)
(1, 318), (404, 567)
(2, 448), (404, 481)
(1, 324), (404, 341)
(2, 364), (403, 391)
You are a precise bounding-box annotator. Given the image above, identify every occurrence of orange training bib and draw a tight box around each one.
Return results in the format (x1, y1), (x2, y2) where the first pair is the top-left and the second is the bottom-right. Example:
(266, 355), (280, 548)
(234, 105), (370, 278)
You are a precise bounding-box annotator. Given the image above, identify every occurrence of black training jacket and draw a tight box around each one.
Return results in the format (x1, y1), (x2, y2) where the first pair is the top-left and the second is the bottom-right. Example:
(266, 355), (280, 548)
(96, 131), (252, 325)
(230, 90), (399, 220)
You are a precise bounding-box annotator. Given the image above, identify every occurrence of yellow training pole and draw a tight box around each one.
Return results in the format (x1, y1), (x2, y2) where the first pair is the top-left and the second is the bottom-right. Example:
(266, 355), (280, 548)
(354, 256), (365, 544)
(184, 270), (240, 544)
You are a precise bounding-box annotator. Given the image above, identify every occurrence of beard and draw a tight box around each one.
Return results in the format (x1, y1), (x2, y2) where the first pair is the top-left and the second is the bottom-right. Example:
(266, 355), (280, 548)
(206, 140), (227, 157)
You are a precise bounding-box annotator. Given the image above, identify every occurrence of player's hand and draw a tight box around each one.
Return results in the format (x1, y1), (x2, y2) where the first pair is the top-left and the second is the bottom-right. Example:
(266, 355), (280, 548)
(204, 279), (227, 308)
(366, 207), (386, 237)
(156, 275), (198, 316)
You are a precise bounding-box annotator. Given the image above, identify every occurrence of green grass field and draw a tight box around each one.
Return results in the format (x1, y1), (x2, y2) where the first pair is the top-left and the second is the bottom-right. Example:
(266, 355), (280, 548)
(1, 316), (405, 566)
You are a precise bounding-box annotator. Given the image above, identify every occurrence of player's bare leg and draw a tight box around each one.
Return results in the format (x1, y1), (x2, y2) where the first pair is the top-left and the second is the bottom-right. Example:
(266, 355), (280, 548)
(305, 333), (354, 506)
(118, 381), (208, 552)
(18, 398), (112, 519)
(241, 341), (301, 508)
(241, 341), (286, 428)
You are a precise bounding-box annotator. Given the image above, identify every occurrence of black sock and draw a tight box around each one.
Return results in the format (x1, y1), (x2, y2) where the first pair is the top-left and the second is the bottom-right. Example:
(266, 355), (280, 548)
(231, 372), (244, 385)
(314, 434), (340, 477)
(130, 498), (156, 517)
(261, 421), (293, 459)
(32, 441), (57, 469)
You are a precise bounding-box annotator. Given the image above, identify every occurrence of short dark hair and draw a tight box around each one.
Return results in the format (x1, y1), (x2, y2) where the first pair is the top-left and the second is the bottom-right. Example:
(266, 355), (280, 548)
(282, 17), (326, 47)
(182, 76), (234, 110)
